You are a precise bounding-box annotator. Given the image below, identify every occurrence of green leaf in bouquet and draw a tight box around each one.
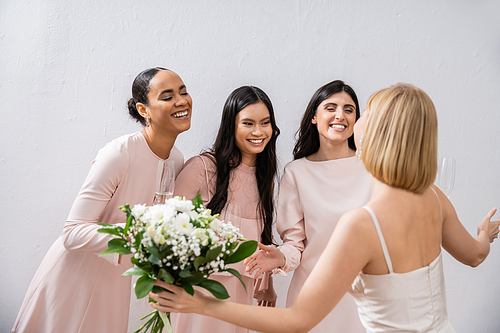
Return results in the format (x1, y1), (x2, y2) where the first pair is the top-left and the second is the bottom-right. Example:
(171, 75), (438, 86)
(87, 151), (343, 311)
(179, 269), (205, 285)
(134, 230), (144, 249)
(197, 279), (230, 299)
(179, 270), (193, 278)
(132, 257), (153, 273)
(99, 238), (132, 256)
(148, 254), (161, 266)
(206, 245), (223, 261)
(157, 268), (174, 283)
(97, 222), (116, 227)
(122, 267), (149, 277)
(124, 213), (134, 234)
(224, 240), (258, 264)
(146, 246), (160, 258)
(181, 271), (205, 285)
(96, 227), (123, 237)
(193, 256), (209, 270)
(192, 194), (203, 211)
(135, 275), (155, 299)
(223, 268), (247, 292)
(180, 281), (195, 296)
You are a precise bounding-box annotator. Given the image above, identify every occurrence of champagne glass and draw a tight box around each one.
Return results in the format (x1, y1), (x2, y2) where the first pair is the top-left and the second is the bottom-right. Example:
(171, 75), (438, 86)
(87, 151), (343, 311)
(436, 158), (456, 197)
(224, 202), (241, 229)
(154, 160), (175, 204)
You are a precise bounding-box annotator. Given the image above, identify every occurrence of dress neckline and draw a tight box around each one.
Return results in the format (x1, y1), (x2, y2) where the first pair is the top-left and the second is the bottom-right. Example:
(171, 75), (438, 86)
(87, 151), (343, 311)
(303, 155), (358, 164)
(360, 252), (442, 277)
(237, 162), (256, 174)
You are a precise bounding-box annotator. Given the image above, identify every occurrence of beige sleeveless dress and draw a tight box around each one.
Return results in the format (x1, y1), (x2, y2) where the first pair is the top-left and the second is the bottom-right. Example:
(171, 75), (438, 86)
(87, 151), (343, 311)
(349, 205), (456, 333)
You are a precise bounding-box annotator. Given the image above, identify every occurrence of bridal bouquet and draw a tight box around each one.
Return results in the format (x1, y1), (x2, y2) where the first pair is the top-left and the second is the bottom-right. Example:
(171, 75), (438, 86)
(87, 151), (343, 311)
(97, 195), (257, 333)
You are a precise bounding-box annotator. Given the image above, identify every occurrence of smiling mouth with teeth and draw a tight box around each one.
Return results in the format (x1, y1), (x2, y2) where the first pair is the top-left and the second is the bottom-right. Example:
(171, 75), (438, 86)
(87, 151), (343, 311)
(248, 139), (265, 144)
(330, 124), (346, 129)
(172, 110), (189, 118)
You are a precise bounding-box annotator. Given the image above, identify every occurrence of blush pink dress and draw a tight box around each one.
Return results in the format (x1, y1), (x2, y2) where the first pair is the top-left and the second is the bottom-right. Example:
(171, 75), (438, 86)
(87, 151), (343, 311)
(12, 132), (184, 333)
(349, 206), (456, 332)
(277, 156), (371, 333)
(171, 155), (267, 333)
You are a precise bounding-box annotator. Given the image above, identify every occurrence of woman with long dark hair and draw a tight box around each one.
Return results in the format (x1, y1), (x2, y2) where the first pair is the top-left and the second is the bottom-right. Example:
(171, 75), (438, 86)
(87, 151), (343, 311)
(171, 85), (280, 333)
(243, 80), (371, 332)
(12, 68), (191, 333)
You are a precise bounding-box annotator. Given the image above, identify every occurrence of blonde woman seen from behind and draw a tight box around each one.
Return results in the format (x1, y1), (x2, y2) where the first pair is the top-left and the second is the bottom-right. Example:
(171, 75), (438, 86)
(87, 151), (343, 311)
(149, 83), (500, 333)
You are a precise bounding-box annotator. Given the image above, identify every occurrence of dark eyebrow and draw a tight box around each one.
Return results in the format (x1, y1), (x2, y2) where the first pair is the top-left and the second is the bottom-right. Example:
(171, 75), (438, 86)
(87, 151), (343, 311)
(240, 116), (271, 122)
(159, 89), (173, 95)
(324, 102), (355, 109)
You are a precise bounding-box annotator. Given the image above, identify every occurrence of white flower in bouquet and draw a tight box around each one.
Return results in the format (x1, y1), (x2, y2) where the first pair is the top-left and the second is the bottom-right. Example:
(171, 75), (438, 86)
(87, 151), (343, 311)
(131, 204), (147, 218)
(209, 218), (223, 232)
(173, 213), (193, 234)
(168, 197), (194, 213)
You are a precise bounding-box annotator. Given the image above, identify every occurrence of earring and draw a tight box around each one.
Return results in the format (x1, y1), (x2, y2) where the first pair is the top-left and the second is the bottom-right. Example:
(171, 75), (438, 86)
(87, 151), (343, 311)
(357, 135), (364, 158)
(145, 117), (150, 127)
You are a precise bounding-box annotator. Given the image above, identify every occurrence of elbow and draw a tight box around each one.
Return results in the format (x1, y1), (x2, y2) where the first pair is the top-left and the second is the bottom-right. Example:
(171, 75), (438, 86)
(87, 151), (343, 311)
(469, 253), (487, 268)
(60, 223), (78, 251)
(60, 231), (73, 251)
(285, 308), (315, 333)
(467, 246), (489, 267)
(290, 324), (312, 333)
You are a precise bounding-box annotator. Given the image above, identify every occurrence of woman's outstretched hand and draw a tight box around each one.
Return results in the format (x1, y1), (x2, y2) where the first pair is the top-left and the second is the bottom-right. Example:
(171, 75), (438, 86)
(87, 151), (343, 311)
(244, 243), (285, 279)
(478, 208), (500, 243)
(149, 279), (206, 314)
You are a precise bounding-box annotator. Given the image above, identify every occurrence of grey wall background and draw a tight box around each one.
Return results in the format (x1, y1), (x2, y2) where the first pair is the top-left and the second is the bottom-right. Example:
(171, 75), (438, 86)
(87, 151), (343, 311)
(1, 1), (499, 332)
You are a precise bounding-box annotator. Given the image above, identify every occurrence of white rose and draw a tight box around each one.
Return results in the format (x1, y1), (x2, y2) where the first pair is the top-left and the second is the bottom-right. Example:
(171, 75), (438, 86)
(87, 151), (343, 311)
(166, 197), (194, 213)
(209, 218), (222, 232)
(188, 210), (200, 220)
(131, 204), (147, 218)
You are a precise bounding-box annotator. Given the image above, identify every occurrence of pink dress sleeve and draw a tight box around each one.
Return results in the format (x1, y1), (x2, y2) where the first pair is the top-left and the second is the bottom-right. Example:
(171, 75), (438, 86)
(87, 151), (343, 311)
(174, 155), (213, 204)
(61, 141), (128, 265)
(276, 165), (306, 272)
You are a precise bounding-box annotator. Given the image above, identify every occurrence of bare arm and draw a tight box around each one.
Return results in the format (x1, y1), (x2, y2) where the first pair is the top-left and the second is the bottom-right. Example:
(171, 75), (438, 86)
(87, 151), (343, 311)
(150, 208), (375, 333)
(436, 185), (500, 267)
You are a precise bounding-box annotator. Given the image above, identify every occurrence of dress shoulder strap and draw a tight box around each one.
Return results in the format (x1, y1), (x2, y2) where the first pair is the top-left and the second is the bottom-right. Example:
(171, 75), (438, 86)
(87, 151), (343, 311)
(362, 206), (394, 274)
(429, 187), (443, 223)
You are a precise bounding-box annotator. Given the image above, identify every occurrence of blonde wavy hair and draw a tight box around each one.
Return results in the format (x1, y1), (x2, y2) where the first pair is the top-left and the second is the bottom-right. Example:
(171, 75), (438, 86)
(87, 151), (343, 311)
(360, 83), (438, 193)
